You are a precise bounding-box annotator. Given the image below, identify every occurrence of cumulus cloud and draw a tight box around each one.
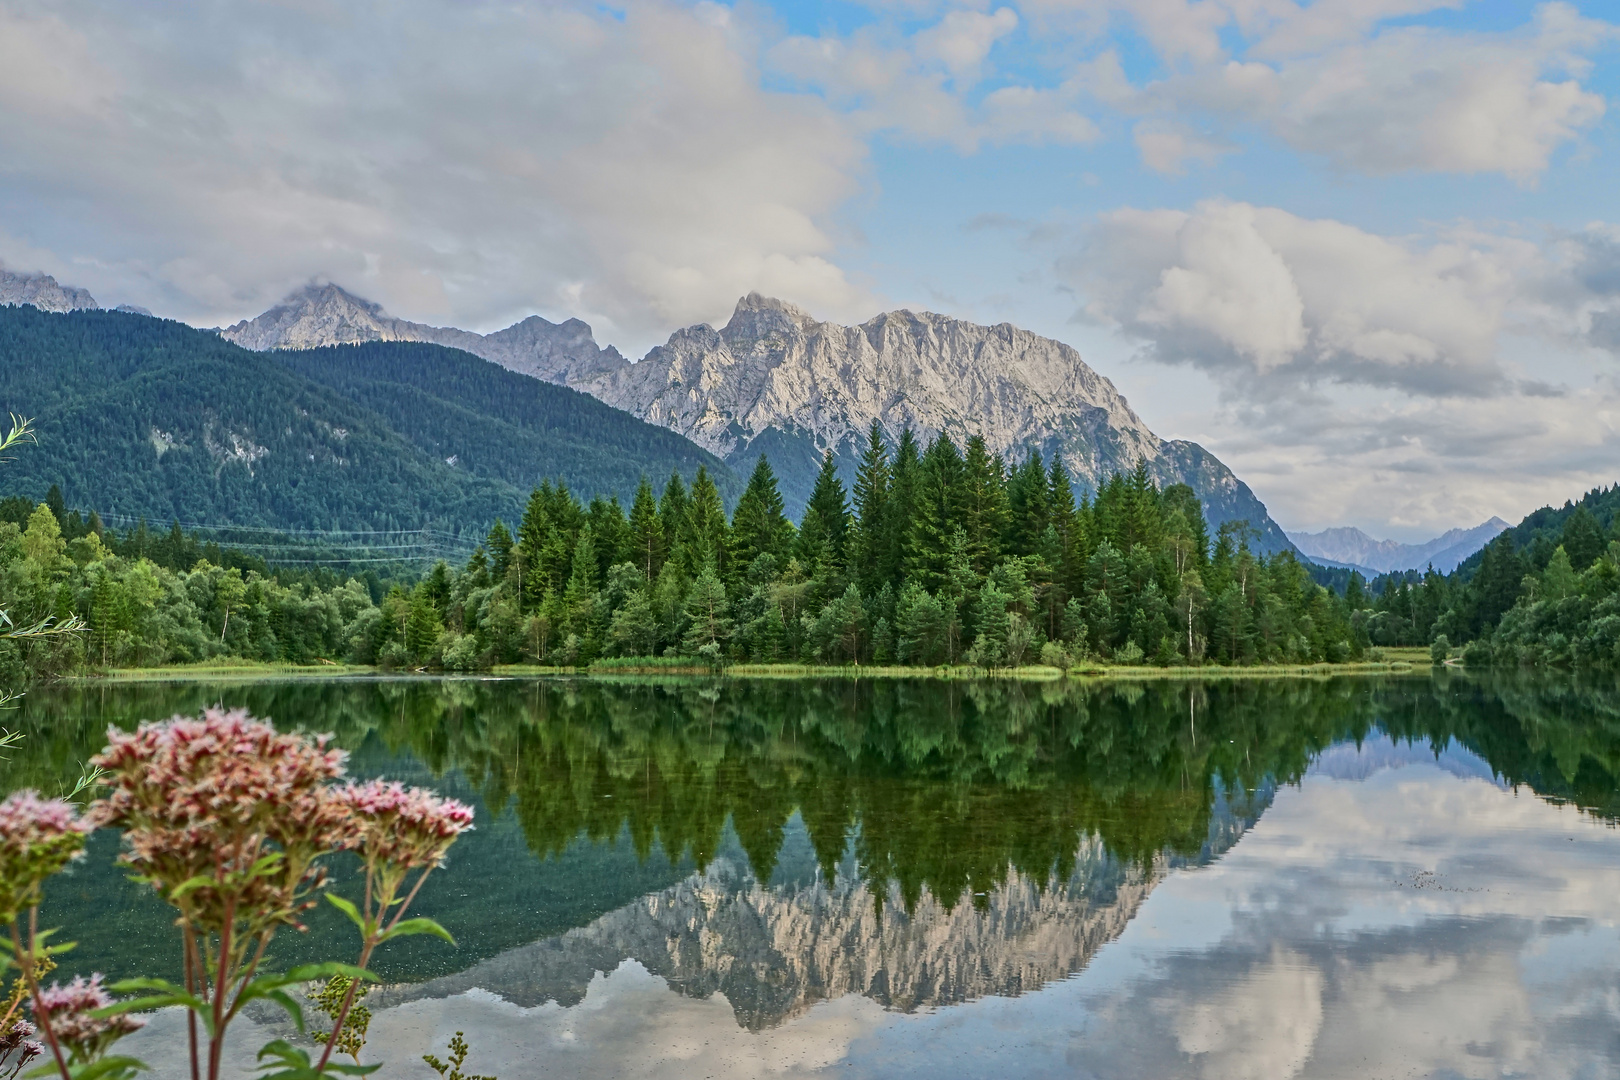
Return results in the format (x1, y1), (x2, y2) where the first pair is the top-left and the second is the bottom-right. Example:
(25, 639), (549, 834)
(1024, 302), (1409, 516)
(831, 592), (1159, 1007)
(1075, 199), (1525, 396)
(1028, 1), (1614, 180)
(1067, 198), (1620, 533)
(1132, 121), (1233, 174)
(1214, 4), (1612, 181)
(0, 0), (873, 352)
(766, 8), (1099, 151)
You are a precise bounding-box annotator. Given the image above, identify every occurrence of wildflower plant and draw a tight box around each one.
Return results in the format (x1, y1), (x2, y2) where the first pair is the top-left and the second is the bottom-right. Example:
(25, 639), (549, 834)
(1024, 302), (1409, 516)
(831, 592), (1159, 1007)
(0, 708), (477, 1080)
(310, 779), (473, 1074)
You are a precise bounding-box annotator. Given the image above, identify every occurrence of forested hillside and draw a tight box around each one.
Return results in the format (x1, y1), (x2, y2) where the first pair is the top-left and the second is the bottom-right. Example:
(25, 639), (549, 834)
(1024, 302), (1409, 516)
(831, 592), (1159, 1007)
(0, 421), (1368, 675)
(0, 307), (734, 536)
(1361, 484), (1620, 666)
(272, 340), (738, 504)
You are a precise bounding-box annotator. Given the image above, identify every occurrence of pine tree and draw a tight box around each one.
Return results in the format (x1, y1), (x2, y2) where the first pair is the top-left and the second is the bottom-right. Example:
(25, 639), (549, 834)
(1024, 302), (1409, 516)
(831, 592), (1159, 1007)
(1561, 506), (1604, 571)
(628, 477), (665, 583)
(681, 562), (732, 654)
(905, 435), (965, 591)
(659, 471), (691, 580)
(796, 451), (849, 573)
(883, 428), (921, 593)
(683, 467), (730, 579)
(1005, 451), (1050, 557)
(849, 422), (891, 595)
(731, 457), (793, 577)
(961, 436), (1008, 572)
(486, 520), (514, 582)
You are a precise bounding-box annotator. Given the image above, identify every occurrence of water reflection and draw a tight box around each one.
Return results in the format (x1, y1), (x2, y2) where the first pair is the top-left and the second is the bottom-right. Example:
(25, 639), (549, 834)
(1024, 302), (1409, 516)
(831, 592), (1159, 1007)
(5, 672), (1620, 1077)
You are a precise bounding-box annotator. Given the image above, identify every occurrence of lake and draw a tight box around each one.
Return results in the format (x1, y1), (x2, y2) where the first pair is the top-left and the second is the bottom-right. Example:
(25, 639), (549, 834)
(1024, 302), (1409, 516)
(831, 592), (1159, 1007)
(5, 672), (1620, 1079)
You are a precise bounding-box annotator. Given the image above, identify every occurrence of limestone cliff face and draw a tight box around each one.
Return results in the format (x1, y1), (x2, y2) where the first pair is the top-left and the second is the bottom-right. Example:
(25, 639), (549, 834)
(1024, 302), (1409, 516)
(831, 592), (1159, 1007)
(0, 269), (98, 312)
(221, 285), (1293, 549)
(220, 283), (626, 383)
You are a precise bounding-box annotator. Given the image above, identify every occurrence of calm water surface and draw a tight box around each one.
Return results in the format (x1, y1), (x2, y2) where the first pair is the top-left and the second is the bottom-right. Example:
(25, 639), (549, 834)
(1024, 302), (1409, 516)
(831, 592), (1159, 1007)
(5, 673), (1620, 1079)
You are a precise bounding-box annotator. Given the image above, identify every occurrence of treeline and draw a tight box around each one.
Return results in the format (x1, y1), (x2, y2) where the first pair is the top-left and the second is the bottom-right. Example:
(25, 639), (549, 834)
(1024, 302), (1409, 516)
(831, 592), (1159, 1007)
(0, 423), (1372, 673)
(1360, 485), (1620, 667)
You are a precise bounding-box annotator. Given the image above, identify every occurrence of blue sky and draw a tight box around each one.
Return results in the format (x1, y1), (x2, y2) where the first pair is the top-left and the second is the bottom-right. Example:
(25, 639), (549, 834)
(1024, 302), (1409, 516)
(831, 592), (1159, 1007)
(1, 0), (1617, 538)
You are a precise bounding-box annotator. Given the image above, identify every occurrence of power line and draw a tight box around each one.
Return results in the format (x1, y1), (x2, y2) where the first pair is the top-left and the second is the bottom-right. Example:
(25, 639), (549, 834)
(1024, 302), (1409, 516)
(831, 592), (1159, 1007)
(94, 512), (476, 543)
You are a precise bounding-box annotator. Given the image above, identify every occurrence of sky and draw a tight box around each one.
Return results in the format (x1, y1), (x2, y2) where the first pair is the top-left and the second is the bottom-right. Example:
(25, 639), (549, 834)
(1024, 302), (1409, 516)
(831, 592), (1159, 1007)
(1, 0), (1618, 541)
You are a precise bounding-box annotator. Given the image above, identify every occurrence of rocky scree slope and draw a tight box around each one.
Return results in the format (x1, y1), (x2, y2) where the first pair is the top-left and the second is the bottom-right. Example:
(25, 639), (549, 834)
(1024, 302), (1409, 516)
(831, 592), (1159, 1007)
(226, 285), (1294, 550)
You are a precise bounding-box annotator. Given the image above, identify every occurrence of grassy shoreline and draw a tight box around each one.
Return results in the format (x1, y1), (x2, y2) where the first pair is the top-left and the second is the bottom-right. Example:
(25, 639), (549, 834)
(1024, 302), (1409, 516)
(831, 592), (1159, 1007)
(67, 648), (1431, 683)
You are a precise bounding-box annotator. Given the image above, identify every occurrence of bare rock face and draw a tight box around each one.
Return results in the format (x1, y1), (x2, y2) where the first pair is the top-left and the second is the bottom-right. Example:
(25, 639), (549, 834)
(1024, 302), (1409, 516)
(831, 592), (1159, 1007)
(220, 283), (626, 382)
(224, 285), (1294, 549)
(0, 268), (97, 312)
(575, 295), (1290, 548)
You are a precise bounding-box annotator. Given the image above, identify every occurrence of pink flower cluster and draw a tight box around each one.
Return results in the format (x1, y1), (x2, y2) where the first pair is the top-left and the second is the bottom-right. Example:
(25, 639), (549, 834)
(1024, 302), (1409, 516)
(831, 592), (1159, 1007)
(333, 780), (475, 870)
(0, 790), (90, 856)
(0, 1018), (42, 1077)
(0, 790), (91, 921)
(89, 709), (352, 930)
(30, 975), (143, 1063)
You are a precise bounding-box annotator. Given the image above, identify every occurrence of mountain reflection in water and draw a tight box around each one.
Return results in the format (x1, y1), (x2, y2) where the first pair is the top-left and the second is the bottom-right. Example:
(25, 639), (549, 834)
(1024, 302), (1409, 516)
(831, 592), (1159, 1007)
(6, 672), (1620, 1078)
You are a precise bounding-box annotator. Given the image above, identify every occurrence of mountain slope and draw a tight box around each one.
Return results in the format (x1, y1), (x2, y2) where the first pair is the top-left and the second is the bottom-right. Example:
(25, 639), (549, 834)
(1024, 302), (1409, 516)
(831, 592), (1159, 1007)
(0, 307), (732, 533)
(272, 341), (738, 504)
(228, 285), (1296, 551)
(1290, 518), (1511, 575)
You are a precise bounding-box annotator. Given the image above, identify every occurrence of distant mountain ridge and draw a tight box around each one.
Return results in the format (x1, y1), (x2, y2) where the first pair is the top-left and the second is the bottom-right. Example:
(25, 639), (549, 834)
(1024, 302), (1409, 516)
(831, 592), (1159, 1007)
(0, 267), (98, 312)
(1289, 518), (1511, 575)
(222, 283), (629, 385)
(225, 284), (1298, 551)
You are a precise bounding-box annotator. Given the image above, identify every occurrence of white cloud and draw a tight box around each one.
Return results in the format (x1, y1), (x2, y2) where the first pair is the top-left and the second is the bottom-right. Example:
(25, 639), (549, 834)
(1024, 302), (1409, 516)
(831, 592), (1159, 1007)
(0, 0), (873, 353)
(1027, 1), (1613, 180)
(1245, 4), (1611, 180)
(1068, 198), (1620, 533)
(914, 7), (1020, 79)
(1132, 120), (1232, 174)
(766, 8), (1098, 152)
(1077, 199), (1523, 395)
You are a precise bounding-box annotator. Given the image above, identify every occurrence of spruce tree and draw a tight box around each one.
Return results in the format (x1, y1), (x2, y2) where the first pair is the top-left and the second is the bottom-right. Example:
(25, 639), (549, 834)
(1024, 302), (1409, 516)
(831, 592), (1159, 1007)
(684, 467), (730, 579)
(906, 436), (966, 592)
(731, 456), (793, 576)
(849, 422), (891, 595)
(796, 451), (850, 573)
(884, 428), (921, 592)
(1561, 506), (1604, 571)
(961, 436), (1008, 572)
(628, 477), (665, 583)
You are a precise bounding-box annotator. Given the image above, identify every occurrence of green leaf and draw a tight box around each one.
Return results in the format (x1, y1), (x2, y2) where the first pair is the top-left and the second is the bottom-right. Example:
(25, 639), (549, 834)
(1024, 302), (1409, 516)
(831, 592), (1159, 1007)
(280, 962), (376, 984)
(61, 1056), (148, 1080)
(252, 1039), (380, 1080)
(376, 917), (454, 946)
(259, 989), (305, 1033)
(324, 893), (368, 934)
(167, 874), (219, 900)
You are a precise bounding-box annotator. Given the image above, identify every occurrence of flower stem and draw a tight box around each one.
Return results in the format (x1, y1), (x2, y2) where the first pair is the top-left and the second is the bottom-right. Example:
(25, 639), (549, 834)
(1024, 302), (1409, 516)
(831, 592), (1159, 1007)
(10, 913), (69, 1080)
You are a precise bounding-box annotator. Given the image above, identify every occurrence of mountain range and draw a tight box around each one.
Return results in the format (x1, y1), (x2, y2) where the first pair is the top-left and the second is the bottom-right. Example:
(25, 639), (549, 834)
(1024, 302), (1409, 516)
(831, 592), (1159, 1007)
(0, 303), (733, 535)
(222, 283), (1296, 551)
(1288, 519), (1511, 575)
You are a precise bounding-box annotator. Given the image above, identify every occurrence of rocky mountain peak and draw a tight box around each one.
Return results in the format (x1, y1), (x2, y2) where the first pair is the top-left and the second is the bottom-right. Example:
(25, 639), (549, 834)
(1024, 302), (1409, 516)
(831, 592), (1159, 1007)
(222, 282), (628, 385)
(0, 267), (98, 312)
(221, 282), (403, 350)
(219, 283), (1297, 549)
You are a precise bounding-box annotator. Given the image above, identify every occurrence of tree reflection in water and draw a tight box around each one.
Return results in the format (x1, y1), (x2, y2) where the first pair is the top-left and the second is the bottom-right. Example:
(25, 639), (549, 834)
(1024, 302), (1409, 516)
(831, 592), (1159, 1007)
(5, 671), (1619, 1013)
